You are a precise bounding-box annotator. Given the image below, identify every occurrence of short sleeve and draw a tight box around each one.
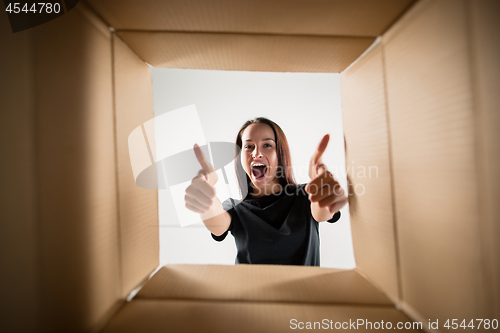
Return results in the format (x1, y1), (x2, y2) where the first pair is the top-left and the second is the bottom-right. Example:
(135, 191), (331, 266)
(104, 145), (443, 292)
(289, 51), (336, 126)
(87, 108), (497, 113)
(211, 229), (228, 241)
(211, 198), (236, 242)
(326, 211), (341, 223)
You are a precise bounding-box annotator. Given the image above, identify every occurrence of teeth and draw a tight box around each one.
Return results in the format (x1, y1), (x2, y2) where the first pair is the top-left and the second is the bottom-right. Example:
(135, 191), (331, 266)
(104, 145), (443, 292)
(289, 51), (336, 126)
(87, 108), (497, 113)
(252, 163), (266, 167)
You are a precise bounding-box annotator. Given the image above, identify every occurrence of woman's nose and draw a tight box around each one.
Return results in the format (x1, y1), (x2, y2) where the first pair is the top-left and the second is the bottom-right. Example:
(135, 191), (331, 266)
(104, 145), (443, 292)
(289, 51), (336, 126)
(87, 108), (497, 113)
(252, 148), (262, 159)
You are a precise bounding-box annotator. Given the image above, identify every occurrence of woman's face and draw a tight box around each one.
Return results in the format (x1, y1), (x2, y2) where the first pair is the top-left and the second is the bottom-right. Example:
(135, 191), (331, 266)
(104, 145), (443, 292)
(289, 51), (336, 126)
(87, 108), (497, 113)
(240, 123), (280, 193)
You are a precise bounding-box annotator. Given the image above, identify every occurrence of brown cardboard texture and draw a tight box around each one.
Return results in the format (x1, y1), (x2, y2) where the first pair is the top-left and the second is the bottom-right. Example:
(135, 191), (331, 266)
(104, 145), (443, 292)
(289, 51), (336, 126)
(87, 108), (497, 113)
(383, 0), (488, 322)
(1, 0), (499, 332)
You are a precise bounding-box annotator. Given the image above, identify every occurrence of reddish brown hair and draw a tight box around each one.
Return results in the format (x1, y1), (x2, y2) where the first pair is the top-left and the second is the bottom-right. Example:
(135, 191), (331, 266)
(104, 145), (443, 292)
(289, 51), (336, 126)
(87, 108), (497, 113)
(234, 117), (296, 199)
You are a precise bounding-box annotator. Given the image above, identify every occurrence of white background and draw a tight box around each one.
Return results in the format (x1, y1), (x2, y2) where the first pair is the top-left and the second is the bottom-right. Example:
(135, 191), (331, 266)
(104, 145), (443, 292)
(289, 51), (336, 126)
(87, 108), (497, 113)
(152, 68), (355, 269)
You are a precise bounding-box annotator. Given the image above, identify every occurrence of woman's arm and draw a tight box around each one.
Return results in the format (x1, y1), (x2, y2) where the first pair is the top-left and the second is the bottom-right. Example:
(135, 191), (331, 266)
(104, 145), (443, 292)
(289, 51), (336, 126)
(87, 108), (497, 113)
(200, 197), (231, 236)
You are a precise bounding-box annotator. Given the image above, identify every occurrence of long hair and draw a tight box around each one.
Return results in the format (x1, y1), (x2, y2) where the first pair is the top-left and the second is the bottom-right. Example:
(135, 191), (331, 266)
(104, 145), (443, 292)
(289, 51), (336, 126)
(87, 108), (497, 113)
(234, 117), (296, 199)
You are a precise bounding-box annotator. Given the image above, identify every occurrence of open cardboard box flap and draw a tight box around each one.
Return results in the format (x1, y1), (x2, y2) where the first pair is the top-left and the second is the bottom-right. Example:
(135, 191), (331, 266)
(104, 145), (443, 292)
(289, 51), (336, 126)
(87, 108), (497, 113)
(1, 0), (499, 332)
(102, 265), (415, 333)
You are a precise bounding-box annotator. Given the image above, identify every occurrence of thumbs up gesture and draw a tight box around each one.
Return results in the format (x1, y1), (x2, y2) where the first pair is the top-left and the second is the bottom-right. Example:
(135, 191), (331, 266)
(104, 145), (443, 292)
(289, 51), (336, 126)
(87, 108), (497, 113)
(306, 134), (348, 215)
(184, 143), (218, 214)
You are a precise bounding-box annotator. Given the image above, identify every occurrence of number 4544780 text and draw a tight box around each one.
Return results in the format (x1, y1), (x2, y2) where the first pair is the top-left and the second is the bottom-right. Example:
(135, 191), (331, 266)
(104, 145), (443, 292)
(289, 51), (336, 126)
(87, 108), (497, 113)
(5, 3), (61, 14)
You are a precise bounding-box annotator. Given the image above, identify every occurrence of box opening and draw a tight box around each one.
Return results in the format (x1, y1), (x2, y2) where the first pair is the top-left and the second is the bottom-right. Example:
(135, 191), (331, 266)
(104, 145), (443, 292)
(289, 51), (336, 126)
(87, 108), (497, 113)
(151, 68), (355, 268)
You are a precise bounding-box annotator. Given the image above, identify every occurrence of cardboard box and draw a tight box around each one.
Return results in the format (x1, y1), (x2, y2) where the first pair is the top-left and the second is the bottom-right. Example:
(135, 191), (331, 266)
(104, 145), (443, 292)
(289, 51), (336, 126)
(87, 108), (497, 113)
(1, 0), (498, 332)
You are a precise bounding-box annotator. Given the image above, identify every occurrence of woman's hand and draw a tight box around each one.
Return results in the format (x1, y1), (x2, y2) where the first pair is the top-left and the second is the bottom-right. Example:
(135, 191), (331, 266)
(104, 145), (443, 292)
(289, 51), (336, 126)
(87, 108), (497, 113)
(306, 134), (348, 217)
(184, 143), (218, 214)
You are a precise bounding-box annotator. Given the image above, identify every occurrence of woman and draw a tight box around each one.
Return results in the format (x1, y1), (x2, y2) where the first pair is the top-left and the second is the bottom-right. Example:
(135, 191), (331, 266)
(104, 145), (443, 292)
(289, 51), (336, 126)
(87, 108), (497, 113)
(184, 117), (348, 266)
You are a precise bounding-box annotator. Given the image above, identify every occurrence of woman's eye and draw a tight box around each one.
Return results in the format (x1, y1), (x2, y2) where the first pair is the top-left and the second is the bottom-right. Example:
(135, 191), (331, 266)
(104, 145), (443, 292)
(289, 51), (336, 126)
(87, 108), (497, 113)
(243, 143), (272, 149)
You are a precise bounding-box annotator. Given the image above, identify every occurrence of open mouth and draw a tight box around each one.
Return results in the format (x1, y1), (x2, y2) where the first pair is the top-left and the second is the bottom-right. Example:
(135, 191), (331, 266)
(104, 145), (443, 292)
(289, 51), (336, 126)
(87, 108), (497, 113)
(251, 164), (267, 180)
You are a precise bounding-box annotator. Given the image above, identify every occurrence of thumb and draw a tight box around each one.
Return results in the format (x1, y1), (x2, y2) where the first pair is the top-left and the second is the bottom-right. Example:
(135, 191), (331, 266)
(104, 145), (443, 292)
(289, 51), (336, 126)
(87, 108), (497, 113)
(193, 143), (214, 173)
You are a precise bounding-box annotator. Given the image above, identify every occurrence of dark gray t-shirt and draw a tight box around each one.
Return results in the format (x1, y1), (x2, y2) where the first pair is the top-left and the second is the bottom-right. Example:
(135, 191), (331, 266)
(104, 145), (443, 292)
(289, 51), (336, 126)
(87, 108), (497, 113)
(211, 183), (341, 266)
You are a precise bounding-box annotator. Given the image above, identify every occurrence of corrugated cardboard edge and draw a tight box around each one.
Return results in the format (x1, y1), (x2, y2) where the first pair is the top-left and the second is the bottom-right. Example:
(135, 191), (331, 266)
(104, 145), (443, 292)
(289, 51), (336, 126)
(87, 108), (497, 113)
(117, 31), (375, 73)
(102, 299), (422, 333)
(135, 265), (394, 306)
(383, 1), (492, 329)
(466, 0), (500, 318)
(86, 0), (417, 37)
(112, 32), (160, 298)
(34, 2), (122, 331)
(102, 265), (421, 333)
(341, 42), (400, 301)
(0, 9), (40, 333)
